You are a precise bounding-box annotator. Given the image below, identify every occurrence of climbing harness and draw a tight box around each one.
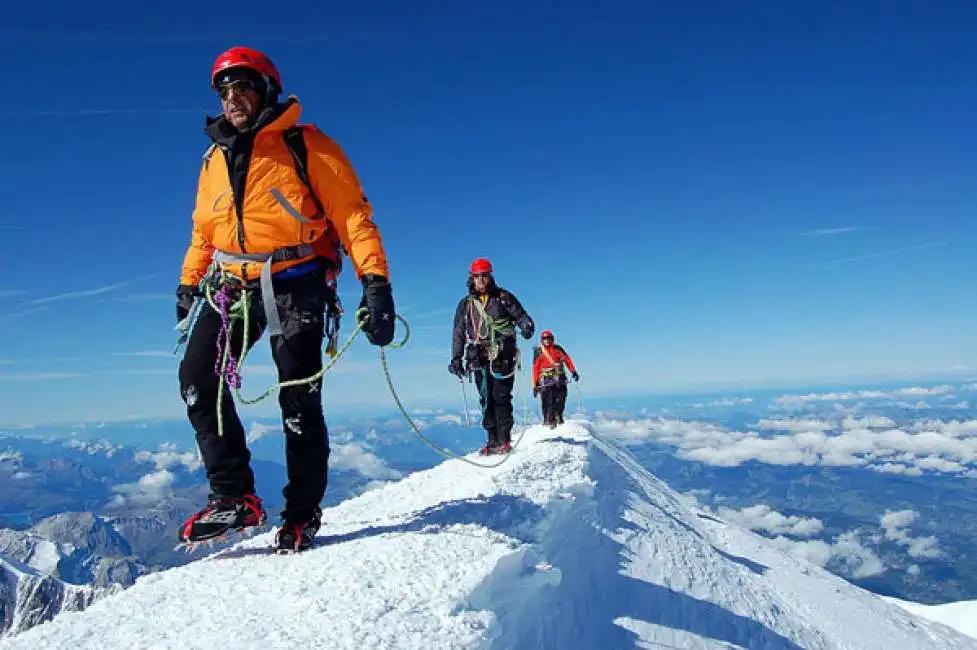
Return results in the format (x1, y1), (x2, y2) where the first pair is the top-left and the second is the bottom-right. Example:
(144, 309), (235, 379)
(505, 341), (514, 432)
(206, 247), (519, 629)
(198, 269), (363, 437)
(465, 296), (519, 380)
(537, 344), (566, 382)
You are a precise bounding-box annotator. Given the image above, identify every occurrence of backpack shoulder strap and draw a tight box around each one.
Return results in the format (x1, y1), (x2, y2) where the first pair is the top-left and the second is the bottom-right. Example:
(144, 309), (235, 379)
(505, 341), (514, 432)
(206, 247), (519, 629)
(540, 345), (558, 365)
(201, 143), (219, 170)
(283, 126), (325, 218)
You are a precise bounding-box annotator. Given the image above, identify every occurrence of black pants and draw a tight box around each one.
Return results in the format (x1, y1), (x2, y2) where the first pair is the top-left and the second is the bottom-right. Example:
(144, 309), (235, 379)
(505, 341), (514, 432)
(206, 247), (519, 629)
(540, 381), (568, 424)
(178, 269), (330, 522)
(474, 365), (515, 447)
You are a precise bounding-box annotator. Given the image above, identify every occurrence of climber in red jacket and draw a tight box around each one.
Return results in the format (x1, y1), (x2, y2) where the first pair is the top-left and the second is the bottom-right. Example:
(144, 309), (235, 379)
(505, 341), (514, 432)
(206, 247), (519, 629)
(531, 330), (579, 428)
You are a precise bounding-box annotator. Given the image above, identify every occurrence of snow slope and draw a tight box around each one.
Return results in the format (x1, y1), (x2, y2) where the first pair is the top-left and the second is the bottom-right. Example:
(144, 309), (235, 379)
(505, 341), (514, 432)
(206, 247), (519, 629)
(2, 422), (973, 649)
(882, 596), (977, 641)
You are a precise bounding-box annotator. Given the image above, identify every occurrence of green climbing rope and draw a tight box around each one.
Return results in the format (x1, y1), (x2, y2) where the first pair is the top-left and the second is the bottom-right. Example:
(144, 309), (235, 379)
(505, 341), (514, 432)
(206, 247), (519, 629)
(206, 278), (376, 437)
(378, 343), (530, 469)
(204, 275), (530, 467)
(468, 296), (519, 380)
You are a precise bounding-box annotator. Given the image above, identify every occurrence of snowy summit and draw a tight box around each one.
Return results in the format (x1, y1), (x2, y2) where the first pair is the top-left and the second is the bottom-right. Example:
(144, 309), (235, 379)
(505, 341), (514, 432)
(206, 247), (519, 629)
(1, 422), (973, 649)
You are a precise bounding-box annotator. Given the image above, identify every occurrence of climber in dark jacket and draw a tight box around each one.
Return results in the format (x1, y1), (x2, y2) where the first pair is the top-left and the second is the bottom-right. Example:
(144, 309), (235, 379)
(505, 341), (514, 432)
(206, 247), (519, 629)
(449, 258), (534, 454)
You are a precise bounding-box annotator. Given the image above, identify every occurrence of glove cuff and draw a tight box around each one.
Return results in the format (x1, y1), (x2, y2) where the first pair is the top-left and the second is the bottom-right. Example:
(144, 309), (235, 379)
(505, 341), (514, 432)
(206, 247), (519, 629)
(361, 274), (389, 289)
(176, 284), (199, 298)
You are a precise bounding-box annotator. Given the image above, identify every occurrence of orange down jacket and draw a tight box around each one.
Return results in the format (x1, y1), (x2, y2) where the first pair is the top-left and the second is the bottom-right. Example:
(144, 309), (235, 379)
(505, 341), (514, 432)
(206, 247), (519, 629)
(180, 97), (389, 286)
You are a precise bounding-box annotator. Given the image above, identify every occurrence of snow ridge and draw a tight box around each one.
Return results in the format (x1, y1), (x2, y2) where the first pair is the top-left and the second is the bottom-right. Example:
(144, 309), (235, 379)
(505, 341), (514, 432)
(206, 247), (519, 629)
(1, 422), (973, 649)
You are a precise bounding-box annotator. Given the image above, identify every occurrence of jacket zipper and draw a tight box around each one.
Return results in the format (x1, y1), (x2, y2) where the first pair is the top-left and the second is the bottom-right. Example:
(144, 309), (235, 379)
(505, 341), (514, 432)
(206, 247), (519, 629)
(221, 144), (250, 254)
(235, 173), (248, 254)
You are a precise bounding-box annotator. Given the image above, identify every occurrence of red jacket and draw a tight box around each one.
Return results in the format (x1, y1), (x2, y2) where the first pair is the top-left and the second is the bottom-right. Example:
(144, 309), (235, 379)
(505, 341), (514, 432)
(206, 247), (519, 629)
(532, 344), (577, 387)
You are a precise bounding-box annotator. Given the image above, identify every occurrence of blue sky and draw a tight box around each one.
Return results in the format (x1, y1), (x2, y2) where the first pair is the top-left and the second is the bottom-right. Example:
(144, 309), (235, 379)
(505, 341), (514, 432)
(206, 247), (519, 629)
(3, 1), (977, 425)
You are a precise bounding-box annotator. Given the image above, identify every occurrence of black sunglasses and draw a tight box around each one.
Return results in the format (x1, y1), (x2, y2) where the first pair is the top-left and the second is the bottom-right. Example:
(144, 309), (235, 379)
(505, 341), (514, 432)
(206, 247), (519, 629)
(218, 79), (259, 100)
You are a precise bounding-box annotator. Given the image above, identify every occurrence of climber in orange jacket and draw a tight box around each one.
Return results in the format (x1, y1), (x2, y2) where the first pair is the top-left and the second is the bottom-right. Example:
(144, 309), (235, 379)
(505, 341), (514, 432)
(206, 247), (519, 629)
(532, 330), (579, 428)
(175, 46), (396, 554)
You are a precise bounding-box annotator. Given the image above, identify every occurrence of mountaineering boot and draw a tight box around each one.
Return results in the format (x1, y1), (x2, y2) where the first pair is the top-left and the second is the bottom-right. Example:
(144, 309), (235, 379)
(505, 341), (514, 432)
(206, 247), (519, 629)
(276, 507), (322, 554)
(498, 441), (512, 454)
(179, 494), (267, 544)
(480, 444), (496, 456)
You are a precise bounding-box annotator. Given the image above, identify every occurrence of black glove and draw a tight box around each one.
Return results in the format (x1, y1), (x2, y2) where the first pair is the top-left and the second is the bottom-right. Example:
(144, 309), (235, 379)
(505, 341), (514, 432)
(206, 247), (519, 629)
(532, 386), (538, 398)
(571, 371), (580, 382)
(176, 285), (198, 324)
(448, 358), (465, 379)
(521, 323), (534, 340)
(359, 275), (396, 346)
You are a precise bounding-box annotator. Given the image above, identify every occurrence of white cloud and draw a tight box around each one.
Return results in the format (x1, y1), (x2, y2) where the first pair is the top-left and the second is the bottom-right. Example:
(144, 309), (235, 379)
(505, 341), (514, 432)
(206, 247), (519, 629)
(812, 242), (945, 270)
(0, 307), (51, 323)
(756, 418), (832, 433)
(64, 438), (122, 457)
(0, 450), (24, 463)
(876, 463), (923, 477)
(0, 372), (85, 381)
(832, 531), (887, 578)
(773, 385), (952, 409)
(880, 510), (941, 559)
(329, 442), (401, 480)
(842, 415), (896, 430)
(29, 280), (134, 305)
(247, 421), (282, 444)
(111, 469), (176, 506)
(773, 390), (890, 407)
(881, 510), (916, 534)
(12, 471), (30, 480)
(767, 531), (885, 579)
(898, 385), (953, 396)
(433, 414), (464, 425)
(913, 456), (965, 473)
(710, 504), (823, 537)
(800, 226), (861, 236)
(594, 414), (977, 478)
(690, 397), (754, 408)
(134, 443), (202, 473)
(911, 419), (977, 435)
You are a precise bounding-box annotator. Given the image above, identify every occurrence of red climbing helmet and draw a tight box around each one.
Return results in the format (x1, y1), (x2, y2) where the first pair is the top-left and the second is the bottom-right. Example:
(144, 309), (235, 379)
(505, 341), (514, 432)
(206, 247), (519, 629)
(211, 46), (282, 92)
(470, 258), (493, 275)
(541, 330), (554, 342)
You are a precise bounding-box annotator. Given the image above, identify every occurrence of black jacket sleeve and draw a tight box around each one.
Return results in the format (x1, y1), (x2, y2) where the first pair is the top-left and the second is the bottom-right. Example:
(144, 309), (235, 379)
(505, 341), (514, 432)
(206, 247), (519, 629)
(451, 297), (468, 362)
(500, 290), (534, 339)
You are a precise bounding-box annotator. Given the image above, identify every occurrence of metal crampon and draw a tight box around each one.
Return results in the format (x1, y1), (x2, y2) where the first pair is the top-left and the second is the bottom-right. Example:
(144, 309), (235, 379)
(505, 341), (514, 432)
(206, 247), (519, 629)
(174, 523), (267, 553)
